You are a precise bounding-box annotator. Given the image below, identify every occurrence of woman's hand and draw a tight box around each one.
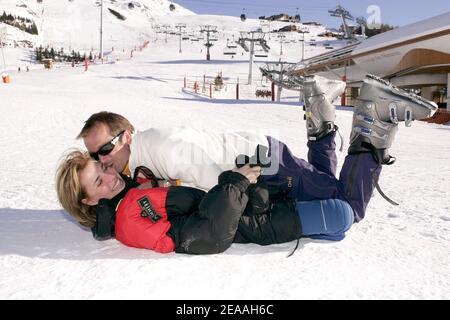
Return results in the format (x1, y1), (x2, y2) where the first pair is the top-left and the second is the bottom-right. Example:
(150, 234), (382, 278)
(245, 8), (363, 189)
(137, 182), (155, 189)
(232, 164), (261, 184)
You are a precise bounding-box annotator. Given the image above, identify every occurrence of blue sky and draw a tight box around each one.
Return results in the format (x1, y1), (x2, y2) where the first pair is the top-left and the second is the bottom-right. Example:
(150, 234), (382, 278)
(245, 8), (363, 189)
(173, 0), (450, 28)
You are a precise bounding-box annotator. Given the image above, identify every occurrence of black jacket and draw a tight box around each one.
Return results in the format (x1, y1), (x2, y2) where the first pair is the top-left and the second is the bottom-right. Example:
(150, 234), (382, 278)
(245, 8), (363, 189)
(93, 171), (302, 254)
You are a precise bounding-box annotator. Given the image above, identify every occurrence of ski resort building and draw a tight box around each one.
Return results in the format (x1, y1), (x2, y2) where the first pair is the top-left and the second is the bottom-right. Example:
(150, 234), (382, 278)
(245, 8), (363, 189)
(289, 12), (450, 109)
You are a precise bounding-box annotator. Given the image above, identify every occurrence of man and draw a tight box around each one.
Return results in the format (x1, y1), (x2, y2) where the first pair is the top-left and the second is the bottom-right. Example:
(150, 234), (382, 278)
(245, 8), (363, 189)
(78, 76), (346, 191)
(78, 113), (270, 191)
(78, 74), (437, 215)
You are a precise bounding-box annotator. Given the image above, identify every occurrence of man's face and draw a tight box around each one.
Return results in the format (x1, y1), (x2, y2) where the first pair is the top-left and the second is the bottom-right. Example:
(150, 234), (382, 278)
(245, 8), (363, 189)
(80, 160), (125, 206)
(83, 123), (130, 173)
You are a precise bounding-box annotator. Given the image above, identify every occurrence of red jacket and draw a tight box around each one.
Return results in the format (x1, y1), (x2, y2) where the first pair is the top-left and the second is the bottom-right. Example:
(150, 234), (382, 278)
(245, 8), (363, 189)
(115, 187), (175, 253)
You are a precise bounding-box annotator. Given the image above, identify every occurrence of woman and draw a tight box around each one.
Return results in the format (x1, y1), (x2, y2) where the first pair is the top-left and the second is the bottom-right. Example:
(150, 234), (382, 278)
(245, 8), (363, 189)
(55, 150), (353, 254)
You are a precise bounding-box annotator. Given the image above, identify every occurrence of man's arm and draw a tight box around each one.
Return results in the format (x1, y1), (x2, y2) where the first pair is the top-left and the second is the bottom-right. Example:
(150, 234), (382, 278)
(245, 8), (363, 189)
(160, 140), (226, 191)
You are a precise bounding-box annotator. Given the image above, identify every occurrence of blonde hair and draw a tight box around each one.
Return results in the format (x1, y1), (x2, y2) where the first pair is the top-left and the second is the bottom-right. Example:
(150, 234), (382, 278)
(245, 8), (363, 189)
(55, 150), (96, 228)
(77, 111), (135, 139)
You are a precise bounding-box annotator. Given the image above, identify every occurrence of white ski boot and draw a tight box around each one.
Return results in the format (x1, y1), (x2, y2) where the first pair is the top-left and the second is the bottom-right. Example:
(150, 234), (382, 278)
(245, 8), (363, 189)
(303, 75), (346, 142)
(349, 75), (438, 164)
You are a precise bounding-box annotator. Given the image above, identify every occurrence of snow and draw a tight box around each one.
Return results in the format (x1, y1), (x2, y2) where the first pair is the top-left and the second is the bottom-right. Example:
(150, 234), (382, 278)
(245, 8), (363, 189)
(0, 0), (194, 49)
(1, 4), (450, 300)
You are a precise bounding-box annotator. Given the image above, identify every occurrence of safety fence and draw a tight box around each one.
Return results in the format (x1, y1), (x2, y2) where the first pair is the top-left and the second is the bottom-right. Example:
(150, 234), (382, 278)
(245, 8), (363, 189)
(1, 40), (150, 83)
(182, 74), (277, 101)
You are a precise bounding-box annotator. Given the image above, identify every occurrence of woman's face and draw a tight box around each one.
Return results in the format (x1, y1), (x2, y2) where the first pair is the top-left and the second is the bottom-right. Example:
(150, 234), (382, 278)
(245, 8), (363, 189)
(80, 159), (126, 206)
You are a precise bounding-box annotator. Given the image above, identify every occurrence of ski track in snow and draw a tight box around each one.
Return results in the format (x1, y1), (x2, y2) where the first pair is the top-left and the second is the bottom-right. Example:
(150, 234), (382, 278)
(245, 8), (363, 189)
(1, 18), (450, 299)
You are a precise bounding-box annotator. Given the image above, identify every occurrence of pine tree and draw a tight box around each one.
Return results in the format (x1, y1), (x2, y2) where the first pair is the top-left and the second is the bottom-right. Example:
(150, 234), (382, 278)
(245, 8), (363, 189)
(29, 22), (38, 35)
(35, 47), (41, 62)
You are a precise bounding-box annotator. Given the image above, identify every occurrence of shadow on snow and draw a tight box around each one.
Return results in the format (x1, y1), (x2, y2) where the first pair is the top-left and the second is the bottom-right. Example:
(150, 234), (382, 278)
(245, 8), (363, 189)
(0, 208), (331, 260)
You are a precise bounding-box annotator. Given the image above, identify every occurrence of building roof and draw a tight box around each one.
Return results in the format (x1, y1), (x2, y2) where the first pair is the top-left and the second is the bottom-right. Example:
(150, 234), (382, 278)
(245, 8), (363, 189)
(289, 12), (450, 78)
(353, 11), (450, 55)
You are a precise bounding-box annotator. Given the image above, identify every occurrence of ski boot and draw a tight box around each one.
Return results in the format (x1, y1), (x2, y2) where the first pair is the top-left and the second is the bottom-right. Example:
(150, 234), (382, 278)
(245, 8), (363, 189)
(303, 75), (346, 144)
(349, 74), (438, 165)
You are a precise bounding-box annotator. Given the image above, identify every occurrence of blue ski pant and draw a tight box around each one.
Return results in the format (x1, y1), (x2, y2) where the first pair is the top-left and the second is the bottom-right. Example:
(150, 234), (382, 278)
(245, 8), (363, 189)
(264, 132), (381, 240)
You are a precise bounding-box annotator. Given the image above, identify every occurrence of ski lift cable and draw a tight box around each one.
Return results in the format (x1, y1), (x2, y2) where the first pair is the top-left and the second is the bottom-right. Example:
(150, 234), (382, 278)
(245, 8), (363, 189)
(174, 0), (331, 13)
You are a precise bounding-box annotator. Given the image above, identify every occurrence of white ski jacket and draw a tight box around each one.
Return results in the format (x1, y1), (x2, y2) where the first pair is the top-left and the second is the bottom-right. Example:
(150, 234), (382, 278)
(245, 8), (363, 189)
(129, 127), (269, 191)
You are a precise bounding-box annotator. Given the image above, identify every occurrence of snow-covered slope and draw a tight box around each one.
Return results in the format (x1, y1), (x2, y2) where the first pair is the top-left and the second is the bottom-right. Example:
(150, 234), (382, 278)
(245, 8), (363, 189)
(0, 0), (345, 55)
(0, 0), (194, 49)
(0, 27), (449, 299)
(1, 13), (344, 75)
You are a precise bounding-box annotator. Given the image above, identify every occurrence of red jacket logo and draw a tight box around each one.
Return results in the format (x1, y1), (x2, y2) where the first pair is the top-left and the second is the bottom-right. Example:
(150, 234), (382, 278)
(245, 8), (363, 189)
(138, 196), (162, 222)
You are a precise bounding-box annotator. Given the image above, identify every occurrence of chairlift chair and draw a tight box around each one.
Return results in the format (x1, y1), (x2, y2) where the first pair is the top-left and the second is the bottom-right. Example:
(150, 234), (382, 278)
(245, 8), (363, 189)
(226, 38), (238, 49)
(223, 47), (237, 55)
(240, 8), (246, 22)
(294, 8), (301, 22)
(255, 77), (272, 99)
(254, 51), (268, 58)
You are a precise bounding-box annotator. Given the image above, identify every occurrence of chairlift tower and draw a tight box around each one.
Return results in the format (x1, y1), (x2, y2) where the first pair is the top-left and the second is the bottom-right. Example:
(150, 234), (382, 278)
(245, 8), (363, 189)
(277, 33), (286, 56)
(294, 8), (301, 23)
(176, 23), (186, 53)
(153, 24), (160, 41)
(238, 31), (269, 84)
(99, 0), (104, 60)
(328, 5), (354, 39)
(259, 61), (302, 102)
(298, 29), (309, 61)
(200, 25), (218, 61)
(161, 24), (170, 43)
(260, 20), (272, 40)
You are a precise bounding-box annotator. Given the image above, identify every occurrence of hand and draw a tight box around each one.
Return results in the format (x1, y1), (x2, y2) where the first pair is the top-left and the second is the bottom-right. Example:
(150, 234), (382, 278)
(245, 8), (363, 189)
(137, 182), (155, 189)
(232, 164), (261, 184)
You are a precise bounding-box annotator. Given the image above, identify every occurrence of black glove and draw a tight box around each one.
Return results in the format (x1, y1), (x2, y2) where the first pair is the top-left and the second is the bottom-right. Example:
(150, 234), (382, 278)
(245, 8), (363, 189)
(235, 145), (271, 168)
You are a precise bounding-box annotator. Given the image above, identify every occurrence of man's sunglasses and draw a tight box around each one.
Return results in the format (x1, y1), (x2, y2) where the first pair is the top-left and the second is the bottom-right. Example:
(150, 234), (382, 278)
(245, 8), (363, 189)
(89, 130), (125, 161)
